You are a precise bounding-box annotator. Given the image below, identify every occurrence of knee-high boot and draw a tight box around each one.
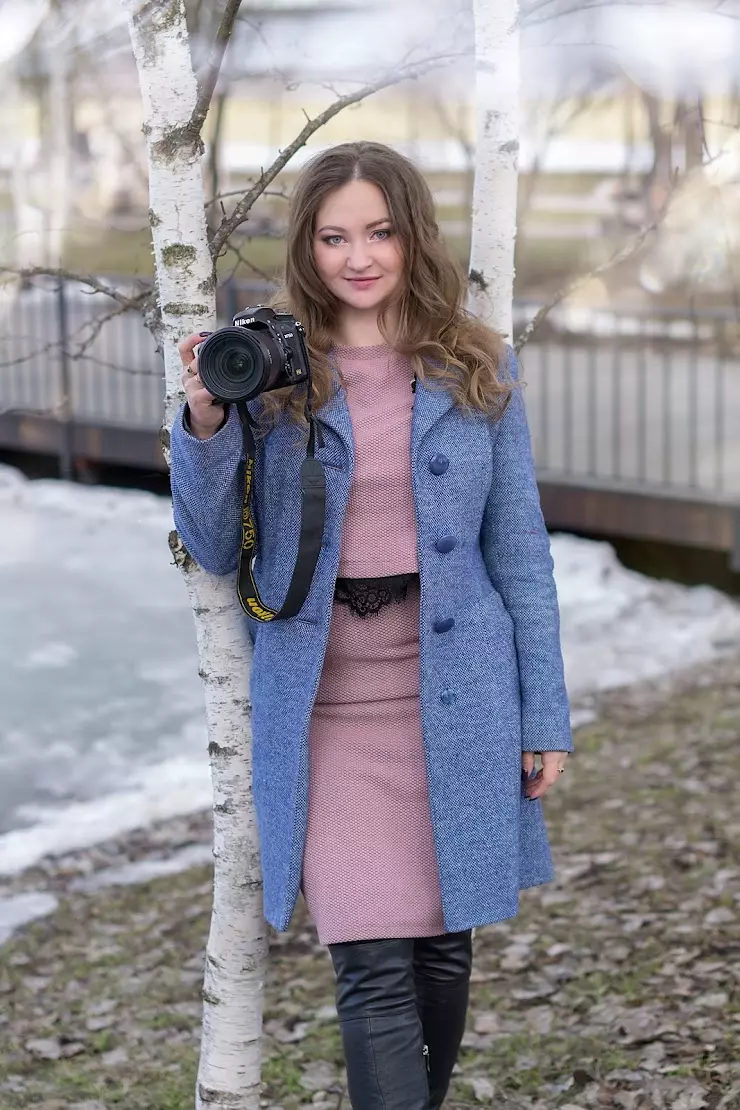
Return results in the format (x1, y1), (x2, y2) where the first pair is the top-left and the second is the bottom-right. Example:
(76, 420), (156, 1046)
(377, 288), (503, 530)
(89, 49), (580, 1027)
(329, 937), (430, 1110)
(413, 930), (473, 1110)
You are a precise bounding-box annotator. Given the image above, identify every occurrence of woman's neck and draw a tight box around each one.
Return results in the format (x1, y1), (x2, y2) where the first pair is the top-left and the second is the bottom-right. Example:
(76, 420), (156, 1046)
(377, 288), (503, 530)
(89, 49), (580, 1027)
(333, 306), (399, 349)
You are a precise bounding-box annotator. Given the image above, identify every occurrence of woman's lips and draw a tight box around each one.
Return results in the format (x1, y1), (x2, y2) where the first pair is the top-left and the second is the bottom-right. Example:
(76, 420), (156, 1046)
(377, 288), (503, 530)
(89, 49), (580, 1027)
(346, 277), (380, 287)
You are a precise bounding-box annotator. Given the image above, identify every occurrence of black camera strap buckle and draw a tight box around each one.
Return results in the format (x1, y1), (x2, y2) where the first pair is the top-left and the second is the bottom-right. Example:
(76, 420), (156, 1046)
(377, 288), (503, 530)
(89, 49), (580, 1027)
(235, 398), (326, 623)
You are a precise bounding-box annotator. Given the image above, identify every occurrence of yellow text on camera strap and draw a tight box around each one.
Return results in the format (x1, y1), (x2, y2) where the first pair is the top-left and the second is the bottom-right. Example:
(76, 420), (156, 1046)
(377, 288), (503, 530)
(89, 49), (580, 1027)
(235, 402), (326, 623)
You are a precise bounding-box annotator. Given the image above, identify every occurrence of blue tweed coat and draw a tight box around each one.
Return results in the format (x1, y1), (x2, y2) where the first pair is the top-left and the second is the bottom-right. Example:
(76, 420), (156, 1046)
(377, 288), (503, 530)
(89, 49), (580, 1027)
(170, 346), (572, 934)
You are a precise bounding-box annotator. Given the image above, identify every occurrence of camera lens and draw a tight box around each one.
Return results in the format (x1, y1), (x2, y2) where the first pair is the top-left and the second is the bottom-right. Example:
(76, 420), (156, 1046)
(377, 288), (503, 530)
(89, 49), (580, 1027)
(223, 351), (252, 381)
(197, 327), (278, 403)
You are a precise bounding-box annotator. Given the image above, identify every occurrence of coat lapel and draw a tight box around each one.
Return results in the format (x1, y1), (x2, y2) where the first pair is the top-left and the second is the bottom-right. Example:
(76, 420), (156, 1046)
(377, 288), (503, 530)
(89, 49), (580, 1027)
(314, 385), (355, 468)
(412, 377), (456, 457)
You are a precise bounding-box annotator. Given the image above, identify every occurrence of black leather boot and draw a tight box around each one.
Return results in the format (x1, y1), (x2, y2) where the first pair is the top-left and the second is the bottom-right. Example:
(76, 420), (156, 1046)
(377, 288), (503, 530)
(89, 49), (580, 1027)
(413, 930), (473, 1110)
(329, 937), (430, 1110)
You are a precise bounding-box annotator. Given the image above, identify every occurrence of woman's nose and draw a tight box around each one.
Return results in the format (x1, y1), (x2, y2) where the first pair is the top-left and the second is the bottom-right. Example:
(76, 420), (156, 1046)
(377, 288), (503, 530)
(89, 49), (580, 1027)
(347, 242), (372, 271)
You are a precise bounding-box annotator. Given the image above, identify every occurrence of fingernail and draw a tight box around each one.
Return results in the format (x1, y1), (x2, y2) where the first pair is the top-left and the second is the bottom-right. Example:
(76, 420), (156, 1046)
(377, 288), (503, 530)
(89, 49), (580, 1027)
(199, 331), (211, 337)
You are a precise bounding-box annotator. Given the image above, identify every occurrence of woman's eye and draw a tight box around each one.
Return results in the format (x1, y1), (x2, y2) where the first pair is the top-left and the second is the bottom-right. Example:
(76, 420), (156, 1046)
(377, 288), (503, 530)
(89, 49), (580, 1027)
(323, 235), (344, 246)
(373, 228), (392, 240)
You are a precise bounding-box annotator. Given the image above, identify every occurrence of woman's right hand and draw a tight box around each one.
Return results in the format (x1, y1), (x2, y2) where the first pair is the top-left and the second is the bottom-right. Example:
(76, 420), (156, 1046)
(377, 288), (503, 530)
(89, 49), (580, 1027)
(179, 333), (226, 440)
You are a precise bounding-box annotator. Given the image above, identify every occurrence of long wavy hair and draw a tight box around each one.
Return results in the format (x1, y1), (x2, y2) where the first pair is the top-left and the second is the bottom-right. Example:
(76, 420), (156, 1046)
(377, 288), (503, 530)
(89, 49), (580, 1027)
(260, 141), (512, 428)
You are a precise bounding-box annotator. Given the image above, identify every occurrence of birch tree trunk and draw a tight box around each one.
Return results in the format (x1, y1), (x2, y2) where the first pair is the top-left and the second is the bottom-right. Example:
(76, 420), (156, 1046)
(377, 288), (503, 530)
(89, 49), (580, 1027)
(468, 0), (520, 340)
(122, 3), (267, 1108)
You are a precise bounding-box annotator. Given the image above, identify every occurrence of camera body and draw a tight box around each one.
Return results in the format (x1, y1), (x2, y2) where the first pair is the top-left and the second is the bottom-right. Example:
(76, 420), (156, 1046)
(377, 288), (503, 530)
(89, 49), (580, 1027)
(197, 305), (311, 404)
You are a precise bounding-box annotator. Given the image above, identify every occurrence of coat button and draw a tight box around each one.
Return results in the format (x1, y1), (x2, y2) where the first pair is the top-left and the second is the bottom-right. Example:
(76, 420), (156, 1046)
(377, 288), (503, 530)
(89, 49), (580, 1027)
(440, 689), (457, 707)
(435, 535), (457, 554)
(434, 617), (455, 634)
(429, 454), (449, 475)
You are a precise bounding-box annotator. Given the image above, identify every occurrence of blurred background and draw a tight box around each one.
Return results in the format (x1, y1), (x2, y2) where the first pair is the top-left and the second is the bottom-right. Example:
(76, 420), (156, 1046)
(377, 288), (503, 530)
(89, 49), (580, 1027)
(1, 0), (739, 591)
(2, 10), (740, 1106)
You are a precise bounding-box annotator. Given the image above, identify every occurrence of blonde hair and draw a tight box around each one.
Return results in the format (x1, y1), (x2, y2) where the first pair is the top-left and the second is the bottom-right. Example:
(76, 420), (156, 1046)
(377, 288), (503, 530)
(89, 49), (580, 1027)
(260, 141), (512, 427)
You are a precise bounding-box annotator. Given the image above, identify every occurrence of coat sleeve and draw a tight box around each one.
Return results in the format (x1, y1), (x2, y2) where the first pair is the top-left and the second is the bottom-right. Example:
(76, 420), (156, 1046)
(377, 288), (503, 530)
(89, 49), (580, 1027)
(480, 347), (573, 753)
(169, 402), (244, 577)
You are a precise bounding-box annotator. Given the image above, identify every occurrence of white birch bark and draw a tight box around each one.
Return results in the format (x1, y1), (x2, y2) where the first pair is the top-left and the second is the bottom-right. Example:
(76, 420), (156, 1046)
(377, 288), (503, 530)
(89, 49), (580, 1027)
(122, 3), (267, 1108)
(468, 0), (520, 340)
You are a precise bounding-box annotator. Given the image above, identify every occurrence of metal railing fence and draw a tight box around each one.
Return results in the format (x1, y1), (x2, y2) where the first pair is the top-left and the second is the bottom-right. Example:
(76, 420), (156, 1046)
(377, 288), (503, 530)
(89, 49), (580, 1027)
(0, 277), (738, 500)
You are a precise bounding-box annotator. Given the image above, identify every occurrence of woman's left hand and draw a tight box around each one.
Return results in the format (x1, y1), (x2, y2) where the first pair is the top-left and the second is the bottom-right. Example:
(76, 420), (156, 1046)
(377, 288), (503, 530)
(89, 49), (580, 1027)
(522, 751), (569, 800)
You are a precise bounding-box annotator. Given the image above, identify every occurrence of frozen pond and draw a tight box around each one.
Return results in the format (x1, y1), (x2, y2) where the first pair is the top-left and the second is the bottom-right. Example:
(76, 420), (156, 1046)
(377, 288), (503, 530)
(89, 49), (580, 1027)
(1, 463), (739, 877)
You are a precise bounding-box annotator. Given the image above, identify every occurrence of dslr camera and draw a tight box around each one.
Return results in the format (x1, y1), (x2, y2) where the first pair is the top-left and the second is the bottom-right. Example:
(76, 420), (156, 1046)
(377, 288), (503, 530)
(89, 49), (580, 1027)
(196, 305), (310, 404)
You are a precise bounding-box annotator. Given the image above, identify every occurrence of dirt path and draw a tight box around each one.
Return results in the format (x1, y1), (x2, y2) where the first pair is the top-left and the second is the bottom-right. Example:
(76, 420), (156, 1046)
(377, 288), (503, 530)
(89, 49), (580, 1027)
(1, 657), (739, 1110)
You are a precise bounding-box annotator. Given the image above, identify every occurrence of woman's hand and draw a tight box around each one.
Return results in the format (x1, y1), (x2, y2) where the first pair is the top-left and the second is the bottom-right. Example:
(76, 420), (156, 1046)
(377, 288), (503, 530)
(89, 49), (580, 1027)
(522, 751), (569, 800)
(179, 332), (226, 440)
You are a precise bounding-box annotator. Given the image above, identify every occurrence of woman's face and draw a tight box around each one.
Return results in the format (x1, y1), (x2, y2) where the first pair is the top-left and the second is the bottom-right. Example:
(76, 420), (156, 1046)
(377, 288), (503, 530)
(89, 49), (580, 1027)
(313, 179), (404, 316)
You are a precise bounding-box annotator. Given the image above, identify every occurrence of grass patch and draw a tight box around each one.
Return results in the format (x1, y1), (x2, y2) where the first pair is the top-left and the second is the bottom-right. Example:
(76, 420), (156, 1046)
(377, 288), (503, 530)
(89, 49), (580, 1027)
(2, 662), (740, 1107)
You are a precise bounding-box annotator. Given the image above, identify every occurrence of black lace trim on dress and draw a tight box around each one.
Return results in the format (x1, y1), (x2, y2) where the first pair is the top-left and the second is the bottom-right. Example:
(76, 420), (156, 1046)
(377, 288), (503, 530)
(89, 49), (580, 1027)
(334, 573), (419, 618)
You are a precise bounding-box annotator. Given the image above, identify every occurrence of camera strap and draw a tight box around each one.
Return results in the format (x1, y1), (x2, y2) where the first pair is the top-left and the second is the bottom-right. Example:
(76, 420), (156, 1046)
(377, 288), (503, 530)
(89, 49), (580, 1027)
(235, 391), (326, 623)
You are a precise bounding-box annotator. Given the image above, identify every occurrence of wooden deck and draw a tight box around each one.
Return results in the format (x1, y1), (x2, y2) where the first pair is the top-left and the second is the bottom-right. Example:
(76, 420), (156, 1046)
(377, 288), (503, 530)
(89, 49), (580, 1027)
(2, 408), (738, 572)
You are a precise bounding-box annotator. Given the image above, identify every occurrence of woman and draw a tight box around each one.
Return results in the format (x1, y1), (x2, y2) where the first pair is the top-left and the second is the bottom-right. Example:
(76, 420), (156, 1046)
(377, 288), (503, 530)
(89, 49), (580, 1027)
(170, 141), (572, 1110)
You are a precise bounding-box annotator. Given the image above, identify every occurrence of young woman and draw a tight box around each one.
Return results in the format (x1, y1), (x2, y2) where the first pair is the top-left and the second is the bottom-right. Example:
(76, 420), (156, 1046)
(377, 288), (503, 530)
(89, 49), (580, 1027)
(170, 141), (572, 1110)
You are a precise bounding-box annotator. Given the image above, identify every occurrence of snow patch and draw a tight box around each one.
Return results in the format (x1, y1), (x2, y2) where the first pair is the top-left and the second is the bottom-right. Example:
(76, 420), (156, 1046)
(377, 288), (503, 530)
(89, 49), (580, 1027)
(1, 465), (739, 877)
(554, 534), (740, 697)
(0, 756), (214, 877)
(0, 892), (58, 946)
(0, 464), (173, 527)
(70, 843), (215, 894)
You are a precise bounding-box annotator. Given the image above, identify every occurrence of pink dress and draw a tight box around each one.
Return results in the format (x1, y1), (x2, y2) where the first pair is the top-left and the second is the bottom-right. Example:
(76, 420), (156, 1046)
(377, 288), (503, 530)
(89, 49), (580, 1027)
(301, 344), (446, 944)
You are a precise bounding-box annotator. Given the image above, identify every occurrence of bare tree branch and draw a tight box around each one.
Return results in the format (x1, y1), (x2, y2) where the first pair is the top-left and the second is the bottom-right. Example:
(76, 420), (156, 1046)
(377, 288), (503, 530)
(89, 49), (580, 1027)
(222, 239), (277, 287)
(69, 353), (165, 379)
(430, 95), (474, 164)
(70, 297), (154, 360)
(210, 52), (460, 258)
(189, 0), (243, 138)
(519, 84), (595, 227)
(0, 289), (156, 373)
(520, 0), (740, 27)
(514, 216), (665, 352)
(0, 338), (61, 371)
(0, 267), (150, 311)
(0, 402), (67, 419)
(206, 187), (291, 208)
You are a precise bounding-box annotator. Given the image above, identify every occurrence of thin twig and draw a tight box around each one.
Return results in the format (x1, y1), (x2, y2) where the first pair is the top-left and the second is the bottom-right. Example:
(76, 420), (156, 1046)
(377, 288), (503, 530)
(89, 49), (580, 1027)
(0, 287), (155, 371)
(222, 240), (276, 287)
(0, 338), (61, 371)
(514, 218), (664, 352)
(189, 0), (244, 138)
(0, 341), (159, 378)
(205, 187), (291, 208)
(71, 353), (164, 379)
(0, 402), (68, 419)
(0, 267), (146, 311)
(521, 0), (738, 27)
(70, 294), (154, 359)
(210, 51), (460, 258)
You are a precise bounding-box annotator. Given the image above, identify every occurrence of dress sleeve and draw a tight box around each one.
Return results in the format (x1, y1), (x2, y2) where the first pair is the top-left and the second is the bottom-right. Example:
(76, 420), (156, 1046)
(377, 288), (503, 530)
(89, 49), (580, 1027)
(480, 347), (572, 753)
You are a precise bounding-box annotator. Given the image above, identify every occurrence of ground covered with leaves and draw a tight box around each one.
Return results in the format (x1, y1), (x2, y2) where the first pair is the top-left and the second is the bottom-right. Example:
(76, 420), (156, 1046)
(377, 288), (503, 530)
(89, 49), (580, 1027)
(1, 657), (739, 1110)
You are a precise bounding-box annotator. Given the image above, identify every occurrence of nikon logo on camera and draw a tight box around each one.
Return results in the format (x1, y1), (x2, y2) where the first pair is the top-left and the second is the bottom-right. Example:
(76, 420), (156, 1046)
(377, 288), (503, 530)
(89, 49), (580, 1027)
(196, 305), (310, 404)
